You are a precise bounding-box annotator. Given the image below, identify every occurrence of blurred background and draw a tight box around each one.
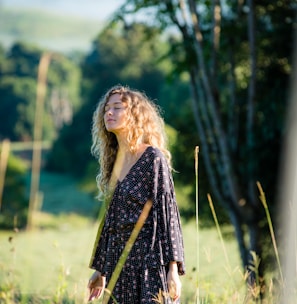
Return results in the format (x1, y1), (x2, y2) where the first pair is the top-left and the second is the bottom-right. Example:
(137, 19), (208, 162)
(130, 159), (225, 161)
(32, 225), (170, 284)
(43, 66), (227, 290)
(0, 0), (296, 303)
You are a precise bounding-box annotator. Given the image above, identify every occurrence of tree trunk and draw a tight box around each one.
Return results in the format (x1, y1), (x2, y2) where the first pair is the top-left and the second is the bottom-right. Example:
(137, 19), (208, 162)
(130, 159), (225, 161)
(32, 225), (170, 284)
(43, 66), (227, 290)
(246, 0), (257, 205)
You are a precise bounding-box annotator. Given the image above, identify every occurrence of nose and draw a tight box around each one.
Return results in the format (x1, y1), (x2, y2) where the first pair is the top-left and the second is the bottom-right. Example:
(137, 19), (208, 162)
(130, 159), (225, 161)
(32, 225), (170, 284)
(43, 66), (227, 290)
(105, 108), (113, 116)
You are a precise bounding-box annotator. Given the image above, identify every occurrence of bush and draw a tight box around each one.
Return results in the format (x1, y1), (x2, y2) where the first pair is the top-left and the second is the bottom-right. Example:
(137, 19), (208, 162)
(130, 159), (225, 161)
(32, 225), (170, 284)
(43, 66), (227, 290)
(0, 154), (28, 229)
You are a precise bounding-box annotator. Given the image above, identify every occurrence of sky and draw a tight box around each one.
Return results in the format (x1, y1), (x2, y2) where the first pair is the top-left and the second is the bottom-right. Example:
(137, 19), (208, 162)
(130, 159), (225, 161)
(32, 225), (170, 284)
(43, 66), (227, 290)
(1, 0), (125, 21)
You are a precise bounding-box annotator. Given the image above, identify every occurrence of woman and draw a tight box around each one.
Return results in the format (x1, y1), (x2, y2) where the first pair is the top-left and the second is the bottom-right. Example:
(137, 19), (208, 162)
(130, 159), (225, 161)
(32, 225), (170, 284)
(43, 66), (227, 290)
(88, 85), (185, 303)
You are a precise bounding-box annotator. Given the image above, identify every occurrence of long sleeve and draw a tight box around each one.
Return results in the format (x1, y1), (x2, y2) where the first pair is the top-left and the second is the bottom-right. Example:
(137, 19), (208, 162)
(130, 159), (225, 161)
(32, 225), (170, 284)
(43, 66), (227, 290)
(152, 149), (186, 275)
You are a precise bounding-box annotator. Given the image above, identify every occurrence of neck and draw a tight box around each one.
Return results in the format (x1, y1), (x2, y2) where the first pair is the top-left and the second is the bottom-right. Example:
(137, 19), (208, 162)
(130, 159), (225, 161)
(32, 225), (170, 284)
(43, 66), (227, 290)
(116, 134), (131, 155)
(115, 132), (145, 157)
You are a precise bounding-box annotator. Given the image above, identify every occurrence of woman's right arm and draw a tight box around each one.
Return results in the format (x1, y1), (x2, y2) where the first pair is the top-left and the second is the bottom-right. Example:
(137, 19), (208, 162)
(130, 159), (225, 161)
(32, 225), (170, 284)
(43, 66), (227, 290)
(88, 270), (106, 301)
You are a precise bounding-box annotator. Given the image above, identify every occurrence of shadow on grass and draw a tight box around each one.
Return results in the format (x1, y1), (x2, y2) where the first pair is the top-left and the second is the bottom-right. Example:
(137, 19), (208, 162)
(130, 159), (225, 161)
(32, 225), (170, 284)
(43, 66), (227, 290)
(25, 170), (98, 218)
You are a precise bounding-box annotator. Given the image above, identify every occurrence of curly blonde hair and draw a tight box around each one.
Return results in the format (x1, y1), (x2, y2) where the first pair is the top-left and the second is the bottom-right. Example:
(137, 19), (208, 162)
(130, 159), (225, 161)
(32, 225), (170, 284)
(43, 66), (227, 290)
(91, 85), (172, 197)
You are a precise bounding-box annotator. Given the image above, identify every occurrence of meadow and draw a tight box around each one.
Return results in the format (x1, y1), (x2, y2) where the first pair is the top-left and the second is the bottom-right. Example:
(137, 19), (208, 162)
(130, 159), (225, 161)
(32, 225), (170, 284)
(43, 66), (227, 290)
(0, 218), (246, 303)
(0, 172), (279, 303)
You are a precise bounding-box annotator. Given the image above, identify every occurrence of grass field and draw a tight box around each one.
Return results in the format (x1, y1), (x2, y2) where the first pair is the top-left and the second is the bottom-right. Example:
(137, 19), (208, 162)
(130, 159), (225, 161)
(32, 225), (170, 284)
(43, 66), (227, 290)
(0, 171), (277, 303)
(0, 220), (245, 303)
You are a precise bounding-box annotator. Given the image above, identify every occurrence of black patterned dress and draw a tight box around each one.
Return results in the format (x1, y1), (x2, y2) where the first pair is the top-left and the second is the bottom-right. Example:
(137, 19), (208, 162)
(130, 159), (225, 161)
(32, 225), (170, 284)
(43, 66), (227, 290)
(89, 146), (185, 303)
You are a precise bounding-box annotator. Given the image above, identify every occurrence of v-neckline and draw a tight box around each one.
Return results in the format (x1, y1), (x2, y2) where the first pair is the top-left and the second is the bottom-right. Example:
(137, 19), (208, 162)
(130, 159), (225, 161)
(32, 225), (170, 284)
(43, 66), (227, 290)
(117, 146), (151, 184)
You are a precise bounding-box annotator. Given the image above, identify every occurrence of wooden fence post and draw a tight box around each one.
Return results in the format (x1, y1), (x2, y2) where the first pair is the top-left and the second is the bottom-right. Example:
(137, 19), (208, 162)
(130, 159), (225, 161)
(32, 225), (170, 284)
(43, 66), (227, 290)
(27, 53), (51, 230)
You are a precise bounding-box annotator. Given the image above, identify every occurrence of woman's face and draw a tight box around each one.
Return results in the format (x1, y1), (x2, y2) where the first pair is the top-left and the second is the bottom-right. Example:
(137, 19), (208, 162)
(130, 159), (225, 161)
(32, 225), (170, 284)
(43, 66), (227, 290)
(104, 93), (128, 134)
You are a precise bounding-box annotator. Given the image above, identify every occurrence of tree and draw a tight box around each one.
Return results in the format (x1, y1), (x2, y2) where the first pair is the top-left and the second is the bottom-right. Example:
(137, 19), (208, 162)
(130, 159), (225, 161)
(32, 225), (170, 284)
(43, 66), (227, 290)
(0, 76), (37, 140)
(113, 0), (295, 288)
(0, 42), (81, 141)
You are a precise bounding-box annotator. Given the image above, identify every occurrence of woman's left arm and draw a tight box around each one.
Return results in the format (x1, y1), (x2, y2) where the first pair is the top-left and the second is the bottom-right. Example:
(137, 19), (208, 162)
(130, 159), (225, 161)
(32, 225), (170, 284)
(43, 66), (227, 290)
(153, 151), (186, 275)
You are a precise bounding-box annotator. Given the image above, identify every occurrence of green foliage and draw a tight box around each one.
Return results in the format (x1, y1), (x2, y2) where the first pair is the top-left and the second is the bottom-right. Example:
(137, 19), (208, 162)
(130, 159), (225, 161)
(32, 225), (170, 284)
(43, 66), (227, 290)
(0, 41), (82, 142)
(46, 102), (94, 176)
(0, 76), (36, 140)
(47, 53), (81, 111)
(82, 22), (167, 99)
(0, 154), (28, 229)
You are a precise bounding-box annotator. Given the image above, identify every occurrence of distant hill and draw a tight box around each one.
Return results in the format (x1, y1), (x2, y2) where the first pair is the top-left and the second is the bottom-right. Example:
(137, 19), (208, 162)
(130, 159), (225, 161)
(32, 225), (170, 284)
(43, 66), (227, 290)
(0, 7), (104, 53)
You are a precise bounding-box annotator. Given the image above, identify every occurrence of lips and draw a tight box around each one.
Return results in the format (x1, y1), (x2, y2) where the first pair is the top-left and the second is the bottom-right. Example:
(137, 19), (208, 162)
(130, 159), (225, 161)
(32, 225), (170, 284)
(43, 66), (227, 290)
(105, 119), (116, 129)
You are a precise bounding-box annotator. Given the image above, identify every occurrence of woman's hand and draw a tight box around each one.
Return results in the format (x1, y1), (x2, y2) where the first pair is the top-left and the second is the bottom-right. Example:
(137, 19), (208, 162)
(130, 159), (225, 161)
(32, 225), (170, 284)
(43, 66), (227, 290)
(167, 262), (182, 302)
(88, 271), (106, 302)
